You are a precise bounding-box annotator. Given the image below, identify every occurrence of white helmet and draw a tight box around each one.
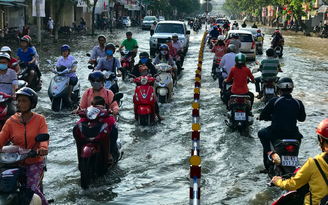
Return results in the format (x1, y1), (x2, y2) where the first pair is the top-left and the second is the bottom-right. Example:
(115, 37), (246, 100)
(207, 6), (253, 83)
(0, 52), (11, 61)
(218, 35), (225, 41)
(1, 46), (11, 52)
(172, 33), (178, 37)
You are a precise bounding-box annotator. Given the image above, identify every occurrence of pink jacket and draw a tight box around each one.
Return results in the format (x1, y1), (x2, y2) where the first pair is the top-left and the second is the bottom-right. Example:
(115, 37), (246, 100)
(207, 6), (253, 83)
(211, 44), (226, 58)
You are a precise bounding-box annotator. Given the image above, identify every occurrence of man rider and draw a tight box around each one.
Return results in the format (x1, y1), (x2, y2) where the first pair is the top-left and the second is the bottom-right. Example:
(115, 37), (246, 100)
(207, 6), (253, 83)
(172, 33), (185, 67)
(272, 30), (284, 53)
(0, 52), (18, 117)
(89, 35), (107, 63)
(223, 20), (229, 33)
(227, 33), (241, 54)
(95, 43), (122, 94)
(254, 48), (281, 99)
(252, 23), (258, 28)
(209, 26), (220, 41)
(218, 45), (237, 91)
(117, 31), (138, 68)
(257, 77), (306, 172)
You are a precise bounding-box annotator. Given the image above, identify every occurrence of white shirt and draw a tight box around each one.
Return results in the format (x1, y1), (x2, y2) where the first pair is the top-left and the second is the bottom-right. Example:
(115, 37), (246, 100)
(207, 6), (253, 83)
(48, 20), (54, 29)
(220, 52), (236, 78)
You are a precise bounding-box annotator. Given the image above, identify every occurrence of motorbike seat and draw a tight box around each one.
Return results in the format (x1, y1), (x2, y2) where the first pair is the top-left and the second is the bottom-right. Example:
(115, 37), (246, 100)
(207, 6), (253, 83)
(80, 122), (106, 138)
(230, 94), (250, 99)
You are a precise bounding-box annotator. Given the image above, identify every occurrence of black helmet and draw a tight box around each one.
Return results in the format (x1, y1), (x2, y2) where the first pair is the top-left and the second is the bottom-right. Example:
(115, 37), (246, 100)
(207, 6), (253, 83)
(227, 44), (236, 53)
(98, 35), (106, 41)
(277, 77), (294, 90)
(126, 31), (132, 36)
(16, 87), (38, 109)
(88, 71), (105, 82)
(105, 43), (116, 53)
(166, 37), (172, 42)
(266, 48), (274, 57)
(139, 52), (149, 59)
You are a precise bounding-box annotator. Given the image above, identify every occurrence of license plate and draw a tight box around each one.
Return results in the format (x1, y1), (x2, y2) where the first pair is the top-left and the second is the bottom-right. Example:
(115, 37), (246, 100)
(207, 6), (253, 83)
(276, 50), (281, 53)
(281, 156), (298, 167)
(265, 88), (274, 94)
(235, 112), (246, 121)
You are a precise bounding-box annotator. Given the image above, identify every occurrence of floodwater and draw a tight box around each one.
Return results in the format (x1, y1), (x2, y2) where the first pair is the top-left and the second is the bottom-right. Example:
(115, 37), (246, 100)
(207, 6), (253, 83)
(0, 23), (327, 205)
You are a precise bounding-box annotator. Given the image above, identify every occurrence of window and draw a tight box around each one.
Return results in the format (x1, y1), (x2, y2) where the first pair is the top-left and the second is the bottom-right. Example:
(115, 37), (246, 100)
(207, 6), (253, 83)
(144, 16), (156, 21)
(155, 24), (184, 34)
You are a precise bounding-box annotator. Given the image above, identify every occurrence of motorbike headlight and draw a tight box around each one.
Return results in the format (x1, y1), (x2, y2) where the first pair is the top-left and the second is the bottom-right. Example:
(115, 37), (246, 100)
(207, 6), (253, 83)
(150, 93), (154, 101)
(0, 152), (19, 164)
(140, 77), (148, 85)
(54, 76), (66, 82)
(86, 107), (100, 120)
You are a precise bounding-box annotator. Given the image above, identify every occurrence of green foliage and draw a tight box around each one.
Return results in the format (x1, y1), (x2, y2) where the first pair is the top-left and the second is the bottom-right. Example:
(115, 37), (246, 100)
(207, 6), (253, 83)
(148, 0), (200, 15)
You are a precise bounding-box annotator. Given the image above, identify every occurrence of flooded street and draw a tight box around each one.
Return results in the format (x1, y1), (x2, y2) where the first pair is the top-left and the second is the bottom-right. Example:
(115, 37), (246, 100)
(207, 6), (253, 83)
(1, 24), (328, 204)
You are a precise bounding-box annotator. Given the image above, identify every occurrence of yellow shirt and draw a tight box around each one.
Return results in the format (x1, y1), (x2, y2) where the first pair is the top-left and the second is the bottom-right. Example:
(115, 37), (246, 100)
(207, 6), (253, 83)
(276, 152), (328, 205)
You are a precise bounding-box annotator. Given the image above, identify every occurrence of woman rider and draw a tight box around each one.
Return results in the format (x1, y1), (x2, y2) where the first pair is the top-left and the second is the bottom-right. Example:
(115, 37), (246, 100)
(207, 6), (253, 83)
(0, 87), (49, 205)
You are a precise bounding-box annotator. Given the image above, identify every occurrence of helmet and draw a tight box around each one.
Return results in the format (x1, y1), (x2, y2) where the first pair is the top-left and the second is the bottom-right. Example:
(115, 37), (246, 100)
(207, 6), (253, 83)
(317, 119), (328, 140)
(105, 43), (116, 53)
(88, 71), (105, 82)
(213, 26), (217, 29)
(23, 35), (31, 41)
(227, 44), (236, 53)
(0, 46), (11, 53)
(61, 45), (70, 52)
(159, 44), (169, 50)
(235, 53), (246, 64)
(233, 33), (239, 38)
(126, 31), (132, 36)
(139, 65), (148, 73)
(16, 87), (38, 109)
(277, 77), (294, 90)
(98, 35), (106, 41)
(257, 29), (261, 33)
(266, 48), (274, 57)
(0, 52), (11, 61)
(166, 37), (172, 42)
(172, 33), (178, 38)
(139, 52), (149, 59)
(20, 36), (30, 44)
(218, 35), (225, 41)
(275, 30), (280, 34)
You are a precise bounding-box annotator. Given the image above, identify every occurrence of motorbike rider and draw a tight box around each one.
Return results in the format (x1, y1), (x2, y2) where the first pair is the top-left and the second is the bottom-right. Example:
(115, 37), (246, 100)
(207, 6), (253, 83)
(251, 23), (258, 28)
(224, 53), (255, 109)
(256, 29), (264, 42)
(254, 48), (281, 99)
(270, 119), (328, 205)
(232, 21), (239, 30)
(154, 44), (177, 82)
(223, 20), (230, 33)
(16, 36), (36, 87)
(218, 45), (236, 91)
(166, 37), (183, 75)
(0, 52), (18, 117)
(72, 71), (119, 118)
(117, 31), (138, 67)
(257, 77), (306, 172)
(172, 33), (185, 67)
(150, 21), (157, 36)
(1, 46), (21, 74)
(131, 52), (158, 77)
(0, 87), (49, 205)
(209, 26), (220, 43)
(23, 35), (39, 66)
(89, 35), (107, 63)
(51, 45), (78, 105)
(211, 35), (226, 60)
(272, 30), (284, 54)
(227, 33), (241, 54)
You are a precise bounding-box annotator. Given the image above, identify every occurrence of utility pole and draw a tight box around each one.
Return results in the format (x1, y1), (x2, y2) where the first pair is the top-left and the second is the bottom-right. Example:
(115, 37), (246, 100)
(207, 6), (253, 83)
(140, 0), (142, 25)
(36, 0), (41, 44)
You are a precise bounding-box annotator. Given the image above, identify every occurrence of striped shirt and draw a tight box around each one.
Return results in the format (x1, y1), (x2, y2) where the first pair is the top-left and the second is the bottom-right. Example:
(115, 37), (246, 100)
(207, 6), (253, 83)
(260, 57), (280, 81)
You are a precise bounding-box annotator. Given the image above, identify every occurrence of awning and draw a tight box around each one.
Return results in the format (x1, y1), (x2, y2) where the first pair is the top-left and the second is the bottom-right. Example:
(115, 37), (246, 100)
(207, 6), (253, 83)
(318, 5), (328, 13)
(15, 2), (28, 7)
(0, 2), (14, 6)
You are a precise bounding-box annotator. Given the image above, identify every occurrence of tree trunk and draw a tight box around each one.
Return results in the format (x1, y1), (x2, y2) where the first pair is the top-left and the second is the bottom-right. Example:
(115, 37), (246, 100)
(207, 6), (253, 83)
(297, 15), (311, 36)
(53, 1), (65, 42)
(92, 0), (98, 34)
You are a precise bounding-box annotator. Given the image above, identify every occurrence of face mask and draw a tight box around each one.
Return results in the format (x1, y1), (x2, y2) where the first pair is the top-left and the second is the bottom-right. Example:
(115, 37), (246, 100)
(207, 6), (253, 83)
(0, 64), (7, 70)
(140, 58), (148, 64)
(106, 50), (113, 56)
(161, 51), (168, 55)
(91, 82), (103, 90)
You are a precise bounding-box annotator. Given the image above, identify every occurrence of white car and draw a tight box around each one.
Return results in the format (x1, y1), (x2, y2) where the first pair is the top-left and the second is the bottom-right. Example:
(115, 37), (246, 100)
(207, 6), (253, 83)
(226, 30), (256, 60)
(122, 16), (131, 27)
(158, 16), (165, 22)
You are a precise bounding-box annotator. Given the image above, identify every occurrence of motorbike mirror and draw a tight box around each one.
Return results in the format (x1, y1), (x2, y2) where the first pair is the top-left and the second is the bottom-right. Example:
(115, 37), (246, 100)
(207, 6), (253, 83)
(34, 133), (50, 142)
(88, 65), (94, 70)
(186, 30), (191, 34)
(11, 62), (18, 68)
(115, 45), (119, 48)
(86, 53), (91, 57)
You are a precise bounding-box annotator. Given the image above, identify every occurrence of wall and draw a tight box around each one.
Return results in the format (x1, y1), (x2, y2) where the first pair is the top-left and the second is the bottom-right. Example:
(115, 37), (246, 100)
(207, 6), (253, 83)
(60, 3), (74, 26)
(5, 6), (25, 28)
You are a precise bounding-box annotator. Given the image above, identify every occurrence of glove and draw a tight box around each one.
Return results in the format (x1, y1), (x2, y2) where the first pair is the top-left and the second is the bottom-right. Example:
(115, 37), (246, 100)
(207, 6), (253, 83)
(129, 78), (134, 83)
(156, 76), (161, 82)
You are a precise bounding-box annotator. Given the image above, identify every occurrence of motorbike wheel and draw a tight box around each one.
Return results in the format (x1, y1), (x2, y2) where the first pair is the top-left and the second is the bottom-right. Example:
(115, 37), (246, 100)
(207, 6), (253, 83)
(139, 114), (150, 126)
(159, 95), (167, 103)
(51, 98), (61, 112)
(81, 157), (91, 189)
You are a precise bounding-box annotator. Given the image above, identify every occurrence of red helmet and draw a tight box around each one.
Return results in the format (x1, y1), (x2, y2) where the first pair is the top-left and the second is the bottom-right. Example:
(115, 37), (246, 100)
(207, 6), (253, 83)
(275, 30), (280, 34)
(23, 35), (31, 41)
(257, 29), (261, 33)
(317, 119), (328, 140)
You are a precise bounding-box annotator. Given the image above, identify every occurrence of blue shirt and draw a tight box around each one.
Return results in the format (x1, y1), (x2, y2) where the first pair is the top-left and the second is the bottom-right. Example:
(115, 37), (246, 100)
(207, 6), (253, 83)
(210, 29), (220, 38)
(95, 57), (121, 72)
(0, 69), (18, 96)
(90, 45), (106, 60)
(55, 55), (77, 78)
(16, 47), (35, 64)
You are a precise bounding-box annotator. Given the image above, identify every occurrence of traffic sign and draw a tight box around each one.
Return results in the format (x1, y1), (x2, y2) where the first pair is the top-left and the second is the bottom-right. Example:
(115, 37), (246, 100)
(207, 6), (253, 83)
(202, 3), (212, 13)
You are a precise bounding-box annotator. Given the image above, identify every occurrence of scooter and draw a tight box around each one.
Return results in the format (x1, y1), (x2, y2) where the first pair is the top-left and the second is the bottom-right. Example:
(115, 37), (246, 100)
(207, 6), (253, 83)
(211, 58), (221, 80)
(273, 39), (284, 58)
(209, 38), (217, 49)
(17, 61), (42, 92)
(256, 41), (263, 55)
(261, 78), (278, 104)
(47, 60), (80, 111)
(0, 133), (51, 205)
(0, 92), (12, 131)
(119, 50), (134, 81)
(193, 24), (200, 33)
(74, 93), (123, 189)
(130, 74), (157, 125)
(154, 63), (173, 103)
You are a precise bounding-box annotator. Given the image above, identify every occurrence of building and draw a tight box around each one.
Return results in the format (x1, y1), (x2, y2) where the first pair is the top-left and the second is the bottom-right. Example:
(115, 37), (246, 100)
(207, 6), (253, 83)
(0, 0), (27, 33)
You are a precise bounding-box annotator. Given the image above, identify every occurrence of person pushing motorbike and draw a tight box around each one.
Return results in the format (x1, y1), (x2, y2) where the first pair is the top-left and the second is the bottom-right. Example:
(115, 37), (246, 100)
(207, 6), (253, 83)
(257, 77), (306, 172)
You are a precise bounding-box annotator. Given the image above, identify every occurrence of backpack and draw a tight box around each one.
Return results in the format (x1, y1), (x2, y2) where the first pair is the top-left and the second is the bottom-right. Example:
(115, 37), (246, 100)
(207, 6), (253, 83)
(310, 158), (328, 205)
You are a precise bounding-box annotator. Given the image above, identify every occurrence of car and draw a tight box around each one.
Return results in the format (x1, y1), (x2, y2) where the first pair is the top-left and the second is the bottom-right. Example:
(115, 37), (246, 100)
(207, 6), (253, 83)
(149, 21), (190, 57)
(226, 30), (256, 60)
(142, 16), (157, 30)
(122, 16), (131, 27)
(216, 18), (226, 28)
(158, 16), (165, 22)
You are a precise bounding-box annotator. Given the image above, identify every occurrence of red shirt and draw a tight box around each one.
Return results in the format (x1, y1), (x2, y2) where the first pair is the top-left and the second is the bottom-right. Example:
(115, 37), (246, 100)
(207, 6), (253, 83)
(22, 26), (29, 36)
(226, 66), (254, 94)
(9, 58), (17, 70)
(168, 44), (178, 58)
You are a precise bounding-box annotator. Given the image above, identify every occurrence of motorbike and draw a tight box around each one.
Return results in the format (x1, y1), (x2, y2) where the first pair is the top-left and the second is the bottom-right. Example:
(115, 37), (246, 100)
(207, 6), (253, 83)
(72, 22), (87, 34)
(119, 50), (134, 81)
(129, 74), (157, 126)
(46, 60), (80, 111)
(86, 53), (100, 68)
(17, 61), (42, 92)
(273, 39), (284, 58)
(193, 23), (200, 33)
(0, 133), (51, 205)
(189, 20), (194, 29)
(209, 37), (217, 49)
(211, 58), (221, 80)
(74, 93), (123, 189)
(154, 63), (173, 103)
(256, 40), (263, 55)
(0, 27), (20, 45)
(261, 78), (278, 104)
(0, 92), (12, 131)
(225, 94), (254, 134)
(318, 25), (328, 38)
